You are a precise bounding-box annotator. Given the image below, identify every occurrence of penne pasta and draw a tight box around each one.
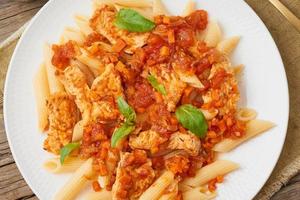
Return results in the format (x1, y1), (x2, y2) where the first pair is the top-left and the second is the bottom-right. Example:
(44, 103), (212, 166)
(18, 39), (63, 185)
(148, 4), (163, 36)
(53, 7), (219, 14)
(74, 15), (94, 36)
(203, 21), (222, 47)
(139, 171), (174, 200)
(87, 41), (113, 53)
(153, 0), (170, 16)
(182, 187), (216, 200)
(179, 184), (194, 192)
(175, 70), (204, 89)
(159, 192), (177, 200)
(76, 48), (105, 76)
(213, 119), (275, 152)
(43, 43), (65, 93)
(236, 108), (257, 122)
(232, 64), (244, 75)
(54, 158), (95, 200)
(43, 157), (85, 173)
(84, 190), (112, 200)
(217, 36), (240, 55)
(182, 0), (196, 16)
(94, 0), (152, 8)
(182, 160), (239, 187)
(70, 60), (95, 86)
(72, 120), (84, 142)
(33, 63), (50, 131)
(159, 181), (178, 200)
(61, 27), (86, 45)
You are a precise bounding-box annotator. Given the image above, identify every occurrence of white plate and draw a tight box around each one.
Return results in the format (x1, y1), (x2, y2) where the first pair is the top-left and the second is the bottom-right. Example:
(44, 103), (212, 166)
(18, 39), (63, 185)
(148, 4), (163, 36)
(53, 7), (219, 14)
(4, 0), (289, 199)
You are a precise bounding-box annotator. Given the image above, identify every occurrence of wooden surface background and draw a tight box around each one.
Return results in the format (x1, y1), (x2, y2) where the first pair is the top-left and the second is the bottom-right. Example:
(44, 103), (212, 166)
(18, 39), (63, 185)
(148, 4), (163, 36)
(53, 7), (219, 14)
(0, 0), (299, 199)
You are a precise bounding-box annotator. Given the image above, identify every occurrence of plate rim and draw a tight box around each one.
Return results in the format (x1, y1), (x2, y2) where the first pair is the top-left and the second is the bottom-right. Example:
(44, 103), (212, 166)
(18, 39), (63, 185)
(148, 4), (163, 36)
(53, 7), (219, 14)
(3, 0), (290, 199)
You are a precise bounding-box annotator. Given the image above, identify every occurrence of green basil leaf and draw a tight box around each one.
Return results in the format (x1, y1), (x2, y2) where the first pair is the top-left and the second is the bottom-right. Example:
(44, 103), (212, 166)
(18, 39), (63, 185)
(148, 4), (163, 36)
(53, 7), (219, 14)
(147, 74), (167, 95)
(60, 142), (80, 164)
(175, 104), (208, 138)
(111, 123), (135, 147)
(115, 8), (155, 32)
(117, 96), (136, 123)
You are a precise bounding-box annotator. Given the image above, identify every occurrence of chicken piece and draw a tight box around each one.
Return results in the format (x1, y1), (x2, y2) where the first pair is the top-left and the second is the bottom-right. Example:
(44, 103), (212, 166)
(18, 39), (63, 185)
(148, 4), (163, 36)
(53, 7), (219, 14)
(44, 92), (78, 154)
(58, 65), (92, 123)
(129, 130), (168, 152)
(165, 155), (190, 175)
(204, 59), (239, 115)
(112, 150), (155, 200)
(144, 65), (186, 112)
(167, 131), (201, 156)
(90, 63), (123, 101)
(90, 5), (149, 53)
(91, 101), (120, 121)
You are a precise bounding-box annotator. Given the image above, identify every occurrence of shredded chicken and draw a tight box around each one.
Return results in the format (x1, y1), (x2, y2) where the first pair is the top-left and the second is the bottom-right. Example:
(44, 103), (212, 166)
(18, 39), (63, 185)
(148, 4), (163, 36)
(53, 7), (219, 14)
(90, 63), (123, 100)
(90, 5), (149, 53)
(204, 59), (239, 115)
(143, 65), (186, 112)
(44, 92), (78, 154)
(167, 131), (201, 156)
(91, 101), (119, 121)
(112, 150), (155, 200)
(129, 130), (168, 152)
(58, 65), (92, 123)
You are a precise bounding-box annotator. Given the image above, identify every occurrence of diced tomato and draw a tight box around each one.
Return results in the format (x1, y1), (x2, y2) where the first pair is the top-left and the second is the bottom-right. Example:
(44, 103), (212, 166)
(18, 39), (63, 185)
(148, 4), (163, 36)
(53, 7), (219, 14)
(112, 39), (127, 53)
(176, 28), (194, 47)
(92, 181), (102, 192)
(210, 68), (228, 89)
(185, 10), (208, 30)
(51, 41), (75, 69)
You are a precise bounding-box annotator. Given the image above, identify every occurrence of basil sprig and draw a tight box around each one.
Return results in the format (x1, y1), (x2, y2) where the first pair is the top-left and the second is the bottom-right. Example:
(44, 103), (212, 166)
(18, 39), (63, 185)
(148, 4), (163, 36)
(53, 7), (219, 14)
(175, 104), (208, 138)
(117, 96), (136, 124)
(111, 97), (136, 147)
(114, 9), (155, 32)
(147, 74), (167, 95)
(111, 123), (135, 147)
(60, 142), (80, 164)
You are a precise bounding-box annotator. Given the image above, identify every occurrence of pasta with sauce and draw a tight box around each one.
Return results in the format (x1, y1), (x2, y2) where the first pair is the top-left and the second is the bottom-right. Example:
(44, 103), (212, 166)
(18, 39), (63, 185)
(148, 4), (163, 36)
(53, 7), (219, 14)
(33, 0), (274, 199)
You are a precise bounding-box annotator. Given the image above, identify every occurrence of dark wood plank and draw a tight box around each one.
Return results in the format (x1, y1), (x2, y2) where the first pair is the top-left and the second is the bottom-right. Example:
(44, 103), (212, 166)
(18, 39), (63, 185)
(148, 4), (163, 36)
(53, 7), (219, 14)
(0, 0), (48, 42)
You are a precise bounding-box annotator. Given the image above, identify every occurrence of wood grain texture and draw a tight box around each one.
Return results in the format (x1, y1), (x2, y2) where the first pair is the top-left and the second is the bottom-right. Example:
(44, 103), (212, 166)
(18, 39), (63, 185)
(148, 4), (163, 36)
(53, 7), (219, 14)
(0, 0), (299, 200)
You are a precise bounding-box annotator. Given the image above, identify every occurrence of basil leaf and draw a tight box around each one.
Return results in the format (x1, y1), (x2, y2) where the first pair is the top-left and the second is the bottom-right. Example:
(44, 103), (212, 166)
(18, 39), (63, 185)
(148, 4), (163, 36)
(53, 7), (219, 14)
(115, 9), (155, 32)
(175, 104), (208, 138)
(147, 75), (167, 95)
(111, 123), (135, 147)
(117, 96), (136, 123)
(60, 142), (80, 164)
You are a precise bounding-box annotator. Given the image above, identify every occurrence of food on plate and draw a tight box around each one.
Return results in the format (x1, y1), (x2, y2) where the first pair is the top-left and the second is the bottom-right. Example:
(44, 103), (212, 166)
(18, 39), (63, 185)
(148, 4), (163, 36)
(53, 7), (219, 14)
(33, 0), (275, 199)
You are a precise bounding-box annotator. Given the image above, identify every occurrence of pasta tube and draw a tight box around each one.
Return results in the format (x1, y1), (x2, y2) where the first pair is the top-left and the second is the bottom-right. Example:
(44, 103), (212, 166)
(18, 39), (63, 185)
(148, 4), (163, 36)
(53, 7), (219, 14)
(43, 43), (65, 93)
(182, 187), (216, 200)
(33, 63), (50, 131)
(83, 190), (112, 200)
(54, 158), (95, 200)
(182, 160), (239, 187)
(217, 36), (240, 55)
(139, 171), (174, 200)
(213, 120), (275, 152)
(43, 157), (84, 173)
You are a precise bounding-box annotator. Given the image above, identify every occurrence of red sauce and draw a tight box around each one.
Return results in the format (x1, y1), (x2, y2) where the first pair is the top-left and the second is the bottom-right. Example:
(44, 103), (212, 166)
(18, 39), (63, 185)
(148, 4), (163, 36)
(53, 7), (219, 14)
(51, 41), (75, 69)
(185, 10), (208, 30)
(84, 32), (107, 47)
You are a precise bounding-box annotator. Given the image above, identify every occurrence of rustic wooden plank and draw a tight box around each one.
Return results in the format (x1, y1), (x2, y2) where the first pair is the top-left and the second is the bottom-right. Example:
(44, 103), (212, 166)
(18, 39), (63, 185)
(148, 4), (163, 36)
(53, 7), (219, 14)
(271, 181), (300, 200)
(0, 0), (48, 42)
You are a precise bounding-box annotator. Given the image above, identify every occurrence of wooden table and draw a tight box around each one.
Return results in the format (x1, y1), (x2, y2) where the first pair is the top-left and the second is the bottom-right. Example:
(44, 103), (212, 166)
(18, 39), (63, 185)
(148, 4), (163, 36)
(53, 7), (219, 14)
(0, 0), (299, 199)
